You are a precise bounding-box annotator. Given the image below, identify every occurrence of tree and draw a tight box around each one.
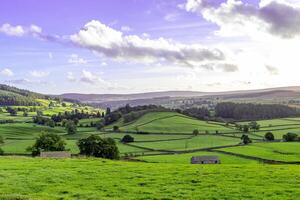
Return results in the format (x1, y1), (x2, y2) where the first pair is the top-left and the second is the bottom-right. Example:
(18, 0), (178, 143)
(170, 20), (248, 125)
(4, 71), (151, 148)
(105, 107), (111, 115)
(27, 132), (66, 156)
(241, 134), (252, 144)
(0, 136), (4, 155)
(96, 121), (104, 130)
(65, 120), (77, 135)
(121, 135), (134, 143)
(265, 132), (274, 141)
(61, 102), (67, 107)
(23, 111), (28, 117)
(113, 125), (119, 132)
(7, 107), (17, 116)
(283, 132), (299, 142)
(249, 121), (260, 131)
(192, 129), (199, 136)
(77, 135), (119, 159)
(243, 125), (249, 133)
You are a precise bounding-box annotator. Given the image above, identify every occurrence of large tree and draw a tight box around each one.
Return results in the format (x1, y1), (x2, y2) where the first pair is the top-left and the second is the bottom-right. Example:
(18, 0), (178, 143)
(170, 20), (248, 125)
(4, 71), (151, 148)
(28, 133), (66, 156)
(77, 135), (119, 159)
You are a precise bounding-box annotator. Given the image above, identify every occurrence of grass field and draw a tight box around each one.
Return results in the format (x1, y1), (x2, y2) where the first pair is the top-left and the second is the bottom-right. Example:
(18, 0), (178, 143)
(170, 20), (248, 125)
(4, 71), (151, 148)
(139, 151), (258, 164)
(0, 157), (299, 200)
(220, 142), (300, 162)
(112, 112), (233, 134)
(132, 135), (240, 151)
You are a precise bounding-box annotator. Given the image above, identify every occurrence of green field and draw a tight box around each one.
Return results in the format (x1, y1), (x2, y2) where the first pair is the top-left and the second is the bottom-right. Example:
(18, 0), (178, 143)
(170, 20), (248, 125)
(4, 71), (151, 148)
(111, 112), (233, 134)
(0, 157), (299, 199)
(132, 135), (240, 151)
(220, 142), (300, 162)
(139, 151), (258, 164)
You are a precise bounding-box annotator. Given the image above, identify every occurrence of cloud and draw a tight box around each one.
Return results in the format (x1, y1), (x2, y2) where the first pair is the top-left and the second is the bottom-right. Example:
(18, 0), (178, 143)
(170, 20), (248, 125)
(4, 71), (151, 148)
(5, 78), (47, 85)
(70, 20), (226, 68)
(0, 23), (42, 37)
(121, 26), (132, 32)
(80, 69), (107, 84)
(200, 63), (239, 72)
(30, 70), (49, 78)
(0, 68), (14, 77)
(68, 54), (88, 65)
(185, 0), (300, 38)
(265, 65), (279, 75)
(67, 72), (76, 82)
(164, 13), (179, 22)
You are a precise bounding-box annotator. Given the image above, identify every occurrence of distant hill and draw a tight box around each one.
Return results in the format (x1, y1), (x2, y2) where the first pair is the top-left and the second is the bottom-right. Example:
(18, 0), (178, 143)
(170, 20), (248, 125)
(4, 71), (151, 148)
(0, 84), (47, 106)
(58, 86), (300, 109)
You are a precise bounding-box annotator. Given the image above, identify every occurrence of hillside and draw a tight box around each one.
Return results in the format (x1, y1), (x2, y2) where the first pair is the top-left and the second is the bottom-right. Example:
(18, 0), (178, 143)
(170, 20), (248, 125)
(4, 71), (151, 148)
(0, 84), (48, 106)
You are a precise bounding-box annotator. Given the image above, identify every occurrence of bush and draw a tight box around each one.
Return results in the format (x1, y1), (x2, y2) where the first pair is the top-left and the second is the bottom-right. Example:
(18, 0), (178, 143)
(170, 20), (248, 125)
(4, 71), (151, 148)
(77, 135), (119, 159)
(65, 120), (77, 135)
(283, 132), (299, 142)
(241, 134), (252, 144)
(121, 135), (134, 143)
(28, 132), (66, 156)
(113, 126), (119, 132)
(192, 129), (199, 136)
(265, 132), (274, 141)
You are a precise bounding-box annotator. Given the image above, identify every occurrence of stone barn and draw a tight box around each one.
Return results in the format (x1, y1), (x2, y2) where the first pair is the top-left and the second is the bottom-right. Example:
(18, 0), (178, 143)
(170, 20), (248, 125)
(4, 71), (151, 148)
(40, 151), (71, 158)
(191, 156), (220, 164)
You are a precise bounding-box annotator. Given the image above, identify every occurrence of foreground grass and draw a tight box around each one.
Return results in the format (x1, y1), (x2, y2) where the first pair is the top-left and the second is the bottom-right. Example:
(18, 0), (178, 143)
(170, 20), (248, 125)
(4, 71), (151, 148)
(0, 157), (299, 200)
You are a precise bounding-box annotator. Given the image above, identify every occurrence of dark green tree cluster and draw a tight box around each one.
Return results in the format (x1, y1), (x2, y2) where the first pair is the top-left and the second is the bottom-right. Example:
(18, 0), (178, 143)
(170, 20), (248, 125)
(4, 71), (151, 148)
(215, 102), (299, 120)
(51, 109), (103, 123)
(121, 135), (134, 143)
(241, 134), (252, 144)
(77, 135), (119, 159)
(27, 132), (66, 156)
(283, 133), (299, 142)
(182, 107), (210, 120)
(265, 132), (275, 141)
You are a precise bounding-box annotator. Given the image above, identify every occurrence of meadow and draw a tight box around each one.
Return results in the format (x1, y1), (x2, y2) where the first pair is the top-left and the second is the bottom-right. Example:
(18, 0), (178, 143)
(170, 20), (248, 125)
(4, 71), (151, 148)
(0, 157), (299, 200)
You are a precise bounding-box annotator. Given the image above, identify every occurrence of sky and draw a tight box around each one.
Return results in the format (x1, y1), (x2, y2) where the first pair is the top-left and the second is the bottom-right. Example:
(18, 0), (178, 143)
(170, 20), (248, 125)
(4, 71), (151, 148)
(1, 0), (300, 94)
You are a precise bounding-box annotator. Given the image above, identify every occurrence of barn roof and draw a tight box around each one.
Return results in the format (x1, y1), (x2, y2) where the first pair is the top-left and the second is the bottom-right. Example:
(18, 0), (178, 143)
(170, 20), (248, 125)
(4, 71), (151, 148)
(191, 156), (219, 161)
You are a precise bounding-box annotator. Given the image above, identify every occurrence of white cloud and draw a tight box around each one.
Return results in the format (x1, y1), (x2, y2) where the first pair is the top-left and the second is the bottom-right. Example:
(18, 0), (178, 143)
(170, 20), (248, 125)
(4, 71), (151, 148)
(70, 20), (228, 69)
(101, 62), (107, 66)
(0, 23), (42, 37)
(80, 69), (106, 84)
(164, 13), (179, 22)
(265, 65), (279, 75)
(121, 26), (132, 32)
(0, 68), (14, 77)
(5, 78), (47, 85)
(30, 70), (49, 78)
(67, 72), (76, 82)
(68, 54), (88, 65)
(185, 0), (300, 39)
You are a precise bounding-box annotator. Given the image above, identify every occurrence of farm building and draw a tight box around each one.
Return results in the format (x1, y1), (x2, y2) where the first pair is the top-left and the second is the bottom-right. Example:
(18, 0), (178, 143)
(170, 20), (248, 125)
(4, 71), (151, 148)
(40, 151), (71, 158)
(191, 156), (220, 164)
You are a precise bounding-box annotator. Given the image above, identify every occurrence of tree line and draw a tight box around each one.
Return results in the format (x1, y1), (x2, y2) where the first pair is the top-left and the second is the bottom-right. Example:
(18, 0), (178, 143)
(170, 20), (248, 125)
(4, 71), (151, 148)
(215, 102), (300, 120)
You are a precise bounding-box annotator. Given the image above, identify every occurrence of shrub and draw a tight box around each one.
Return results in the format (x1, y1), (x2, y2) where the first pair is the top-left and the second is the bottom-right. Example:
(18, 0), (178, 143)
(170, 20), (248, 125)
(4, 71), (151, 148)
(121, 135), (134, 143)
(192, 129), (199, 136)
(265, 132), (274, 141)
(113, 126), (119, 132)
(77, 135), (119, 159)
(28, 132), (66, 156)
(65, 120), (77, 135)
(241, 134), (252, 144)
(283, 132), (299, 142)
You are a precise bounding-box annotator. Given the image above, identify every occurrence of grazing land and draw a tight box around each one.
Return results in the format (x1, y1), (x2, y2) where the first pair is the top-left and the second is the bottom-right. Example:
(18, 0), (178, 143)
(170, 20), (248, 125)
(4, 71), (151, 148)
(0, 157), (299, 200)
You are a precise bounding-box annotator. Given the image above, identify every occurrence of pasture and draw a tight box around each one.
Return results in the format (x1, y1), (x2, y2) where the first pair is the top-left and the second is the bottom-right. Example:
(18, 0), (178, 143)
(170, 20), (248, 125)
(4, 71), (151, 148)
(0, 157), (299, 199)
